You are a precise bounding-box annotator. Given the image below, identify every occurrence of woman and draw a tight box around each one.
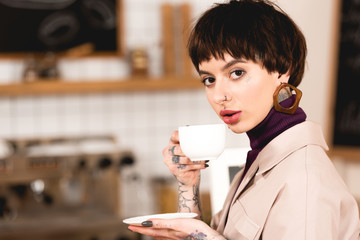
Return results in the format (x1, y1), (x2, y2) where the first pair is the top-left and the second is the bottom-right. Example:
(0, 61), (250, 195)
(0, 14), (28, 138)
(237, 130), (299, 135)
(128, 0), (360, 239)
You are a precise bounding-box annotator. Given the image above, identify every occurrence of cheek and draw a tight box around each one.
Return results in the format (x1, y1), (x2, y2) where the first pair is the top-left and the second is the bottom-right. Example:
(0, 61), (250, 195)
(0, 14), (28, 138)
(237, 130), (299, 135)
(232, 84), (258, 106)
(242, 78), (276, 106)
(257, 87), (274, 106)
(234, 80), (274, 120)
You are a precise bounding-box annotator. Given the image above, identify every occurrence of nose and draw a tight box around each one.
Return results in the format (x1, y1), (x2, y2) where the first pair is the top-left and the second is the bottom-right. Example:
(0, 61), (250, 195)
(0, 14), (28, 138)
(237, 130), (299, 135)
(213, 77), (231, 104)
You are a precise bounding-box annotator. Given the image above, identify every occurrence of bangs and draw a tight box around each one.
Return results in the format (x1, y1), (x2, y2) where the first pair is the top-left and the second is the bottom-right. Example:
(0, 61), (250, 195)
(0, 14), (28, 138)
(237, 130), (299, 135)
(188, 1), (266, 71)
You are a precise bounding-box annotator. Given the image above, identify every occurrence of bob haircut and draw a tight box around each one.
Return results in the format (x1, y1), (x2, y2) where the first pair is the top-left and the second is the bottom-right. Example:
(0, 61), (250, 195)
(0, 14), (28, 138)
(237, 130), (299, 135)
(188, 0), (307, 87)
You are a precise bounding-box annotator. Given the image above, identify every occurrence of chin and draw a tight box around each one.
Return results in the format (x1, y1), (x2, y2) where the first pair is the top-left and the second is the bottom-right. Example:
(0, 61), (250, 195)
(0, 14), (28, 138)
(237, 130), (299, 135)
(227, 124), (247, 134)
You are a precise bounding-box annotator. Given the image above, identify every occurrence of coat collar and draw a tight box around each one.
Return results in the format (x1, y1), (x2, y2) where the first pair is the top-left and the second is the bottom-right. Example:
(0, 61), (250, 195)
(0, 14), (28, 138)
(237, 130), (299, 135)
(256, 121), (328, 175)
(237, 121), (328, 196)
(216, 121), (328, 233)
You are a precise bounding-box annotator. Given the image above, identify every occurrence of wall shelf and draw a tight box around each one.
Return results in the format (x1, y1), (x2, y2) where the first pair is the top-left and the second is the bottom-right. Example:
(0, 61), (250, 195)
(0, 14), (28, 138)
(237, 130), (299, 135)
(329, 146), (360, 160)
(0, 76), (202, 96)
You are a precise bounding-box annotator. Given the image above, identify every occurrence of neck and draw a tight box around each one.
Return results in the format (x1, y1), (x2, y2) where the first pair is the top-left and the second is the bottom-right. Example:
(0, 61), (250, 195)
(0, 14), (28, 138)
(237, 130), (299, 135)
(244, 95), (307, 172)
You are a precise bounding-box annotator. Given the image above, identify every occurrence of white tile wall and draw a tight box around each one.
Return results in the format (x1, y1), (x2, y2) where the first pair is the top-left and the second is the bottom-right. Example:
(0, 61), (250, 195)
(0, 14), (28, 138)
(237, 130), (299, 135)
(0, 89), (248, 216)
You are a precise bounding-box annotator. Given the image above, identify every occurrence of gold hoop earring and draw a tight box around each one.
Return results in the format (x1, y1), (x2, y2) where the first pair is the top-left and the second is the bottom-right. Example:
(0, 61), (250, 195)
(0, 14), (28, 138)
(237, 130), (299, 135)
(273, 82), (302, 114)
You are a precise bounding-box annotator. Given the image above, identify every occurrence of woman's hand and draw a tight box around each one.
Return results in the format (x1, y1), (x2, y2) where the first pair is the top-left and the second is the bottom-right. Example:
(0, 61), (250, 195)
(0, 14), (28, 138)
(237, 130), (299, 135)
(128, 218), (225, 240)
(163, 130), (208, 216)
(162, 130), (208, 187)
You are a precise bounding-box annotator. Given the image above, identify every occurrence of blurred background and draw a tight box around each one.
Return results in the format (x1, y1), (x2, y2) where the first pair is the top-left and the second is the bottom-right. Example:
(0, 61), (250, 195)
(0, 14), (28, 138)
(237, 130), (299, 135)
(0, 0), (359, 239)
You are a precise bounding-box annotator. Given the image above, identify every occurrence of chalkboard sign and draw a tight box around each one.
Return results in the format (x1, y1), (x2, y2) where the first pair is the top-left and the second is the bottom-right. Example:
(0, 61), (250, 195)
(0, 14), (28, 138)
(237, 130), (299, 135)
(333, 0), (360, 147)
(0, 0), (121, 53)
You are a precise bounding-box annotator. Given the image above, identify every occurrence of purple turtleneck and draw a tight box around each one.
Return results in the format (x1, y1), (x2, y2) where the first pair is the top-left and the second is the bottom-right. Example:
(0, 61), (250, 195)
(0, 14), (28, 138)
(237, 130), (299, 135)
(242, 95), (307, 181)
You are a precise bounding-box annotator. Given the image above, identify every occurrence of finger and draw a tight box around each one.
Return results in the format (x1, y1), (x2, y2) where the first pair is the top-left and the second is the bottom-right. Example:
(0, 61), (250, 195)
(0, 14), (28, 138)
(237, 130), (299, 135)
(174, 164), (208, 172)
(167, 144), (185, 156)
(169, 130), (179, 144)
(128, 225), (178, 239)
(165, 154), (208, 166)
(145, 218), (188, 231)
(139, 218), (218, 240)
(169, 155), (191, 165)
(192, 160), (210, 165)
(162, 145), (185, 157)
(165, 155), (208, 168)
(141, 219), (181, 235)
(164, 155), (209, 172)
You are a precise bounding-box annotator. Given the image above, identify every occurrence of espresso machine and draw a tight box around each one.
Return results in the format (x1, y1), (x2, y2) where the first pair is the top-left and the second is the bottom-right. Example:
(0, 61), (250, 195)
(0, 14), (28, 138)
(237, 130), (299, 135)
(0, 135), (139, 240)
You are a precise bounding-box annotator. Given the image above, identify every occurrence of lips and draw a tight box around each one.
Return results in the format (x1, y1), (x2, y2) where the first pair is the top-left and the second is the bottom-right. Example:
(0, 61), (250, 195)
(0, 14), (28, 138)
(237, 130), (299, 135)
(220, 109), (241, 124)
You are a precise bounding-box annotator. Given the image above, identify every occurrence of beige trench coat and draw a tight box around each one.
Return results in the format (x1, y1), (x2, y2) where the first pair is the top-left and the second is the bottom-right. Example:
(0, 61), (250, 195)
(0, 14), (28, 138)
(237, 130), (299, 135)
(211, 121), (360, 239)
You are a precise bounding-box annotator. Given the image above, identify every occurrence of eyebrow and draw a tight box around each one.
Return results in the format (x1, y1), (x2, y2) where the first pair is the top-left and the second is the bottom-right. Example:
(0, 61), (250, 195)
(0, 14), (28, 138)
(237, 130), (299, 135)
(222, 59), (246, 71)
(198, 59), (247, 76)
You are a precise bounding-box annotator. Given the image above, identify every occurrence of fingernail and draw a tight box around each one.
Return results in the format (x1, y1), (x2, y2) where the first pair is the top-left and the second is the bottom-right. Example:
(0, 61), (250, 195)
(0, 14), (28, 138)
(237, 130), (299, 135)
(141, 221), (153, 227)
(205, 160), (210, 163)
(205, 164), (209, 168)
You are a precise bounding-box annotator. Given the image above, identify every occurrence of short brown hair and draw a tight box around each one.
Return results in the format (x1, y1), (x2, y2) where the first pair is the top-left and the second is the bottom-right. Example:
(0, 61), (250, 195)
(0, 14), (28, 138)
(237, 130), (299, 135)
(188, 0), (307, 87)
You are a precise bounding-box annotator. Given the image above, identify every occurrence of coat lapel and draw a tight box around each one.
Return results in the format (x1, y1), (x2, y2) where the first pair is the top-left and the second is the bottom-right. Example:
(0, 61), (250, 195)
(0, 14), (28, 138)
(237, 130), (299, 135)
(215, 170), (243, 233)
(230, 161), (259, 206)
(215, 161), (260, 233)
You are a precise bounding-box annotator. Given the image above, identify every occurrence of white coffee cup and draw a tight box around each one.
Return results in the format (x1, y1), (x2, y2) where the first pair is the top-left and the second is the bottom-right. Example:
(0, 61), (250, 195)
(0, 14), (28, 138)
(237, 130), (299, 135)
(178, 124), (226, 161)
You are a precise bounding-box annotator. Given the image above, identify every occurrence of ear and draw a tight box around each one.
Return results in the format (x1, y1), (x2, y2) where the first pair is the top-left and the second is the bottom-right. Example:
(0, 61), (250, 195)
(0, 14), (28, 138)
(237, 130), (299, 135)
(277, 71), (290, 83)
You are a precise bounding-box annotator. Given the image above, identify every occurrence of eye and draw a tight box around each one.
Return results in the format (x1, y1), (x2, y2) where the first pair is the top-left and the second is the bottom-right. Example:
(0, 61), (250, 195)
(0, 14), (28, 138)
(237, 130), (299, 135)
(201, 77), (215, 87)
(230, 69), (245, 79)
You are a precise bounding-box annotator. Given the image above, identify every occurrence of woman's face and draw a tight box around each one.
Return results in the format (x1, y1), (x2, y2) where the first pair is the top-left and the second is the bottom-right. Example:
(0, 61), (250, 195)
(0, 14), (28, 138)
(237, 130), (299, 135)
(199, 54), (288, 133)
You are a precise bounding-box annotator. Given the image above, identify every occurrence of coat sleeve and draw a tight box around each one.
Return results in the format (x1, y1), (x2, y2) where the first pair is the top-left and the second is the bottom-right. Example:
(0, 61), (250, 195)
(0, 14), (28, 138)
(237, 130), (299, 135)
(262, 147), (360, 240)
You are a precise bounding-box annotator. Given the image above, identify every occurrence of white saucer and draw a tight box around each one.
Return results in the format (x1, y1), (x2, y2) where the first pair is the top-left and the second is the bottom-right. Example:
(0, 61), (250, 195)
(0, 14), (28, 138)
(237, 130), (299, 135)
(123, 212), (198, 226)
